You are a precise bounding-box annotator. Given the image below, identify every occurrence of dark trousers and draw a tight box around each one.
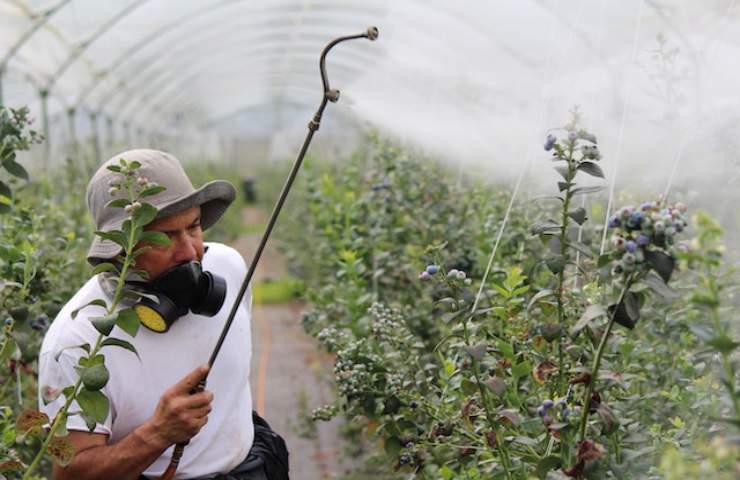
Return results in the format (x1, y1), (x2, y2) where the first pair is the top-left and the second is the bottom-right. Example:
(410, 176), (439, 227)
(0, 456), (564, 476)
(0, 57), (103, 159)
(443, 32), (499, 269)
(141, 412), (289, 480)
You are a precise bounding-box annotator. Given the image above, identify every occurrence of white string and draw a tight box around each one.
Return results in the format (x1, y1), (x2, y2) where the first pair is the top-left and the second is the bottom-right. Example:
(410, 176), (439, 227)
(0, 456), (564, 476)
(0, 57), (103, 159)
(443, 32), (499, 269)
(471, 0), (585, 313)
(599, 0), (646, 256)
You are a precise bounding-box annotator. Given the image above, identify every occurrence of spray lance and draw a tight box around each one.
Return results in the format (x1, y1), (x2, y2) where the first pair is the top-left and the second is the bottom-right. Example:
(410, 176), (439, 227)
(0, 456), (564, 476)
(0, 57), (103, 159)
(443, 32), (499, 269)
(158, 26), (379, 480)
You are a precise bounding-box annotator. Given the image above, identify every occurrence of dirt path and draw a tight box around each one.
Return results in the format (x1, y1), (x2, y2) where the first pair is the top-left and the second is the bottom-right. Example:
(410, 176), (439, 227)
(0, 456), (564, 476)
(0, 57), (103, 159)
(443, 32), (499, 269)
(232, 206), (355, 479)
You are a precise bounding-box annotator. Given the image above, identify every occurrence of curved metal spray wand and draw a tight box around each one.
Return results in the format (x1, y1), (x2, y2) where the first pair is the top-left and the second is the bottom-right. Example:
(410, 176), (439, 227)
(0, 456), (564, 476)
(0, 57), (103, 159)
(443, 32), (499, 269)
(159, 26), (379, 480)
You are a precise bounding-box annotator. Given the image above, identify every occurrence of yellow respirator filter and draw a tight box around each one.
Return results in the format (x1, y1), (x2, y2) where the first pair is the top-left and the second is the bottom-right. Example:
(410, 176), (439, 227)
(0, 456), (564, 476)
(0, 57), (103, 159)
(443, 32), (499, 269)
(134, 304), (168, 333)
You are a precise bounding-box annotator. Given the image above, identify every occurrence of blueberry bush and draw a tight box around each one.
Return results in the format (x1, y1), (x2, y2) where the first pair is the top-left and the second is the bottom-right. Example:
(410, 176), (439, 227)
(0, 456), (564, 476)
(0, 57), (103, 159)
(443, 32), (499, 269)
(280, 127), (739, 478)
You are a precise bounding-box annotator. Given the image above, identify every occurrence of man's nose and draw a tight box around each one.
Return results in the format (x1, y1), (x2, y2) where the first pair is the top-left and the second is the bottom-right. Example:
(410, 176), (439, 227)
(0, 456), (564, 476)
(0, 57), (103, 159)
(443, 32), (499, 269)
(171, 233), (198, 263)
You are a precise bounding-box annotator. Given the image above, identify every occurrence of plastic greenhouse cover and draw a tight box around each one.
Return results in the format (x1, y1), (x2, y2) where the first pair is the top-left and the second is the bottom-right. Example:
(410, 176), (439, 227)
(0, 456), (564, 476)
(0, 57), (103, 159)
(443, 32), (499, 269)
(0, 0), (739, 205)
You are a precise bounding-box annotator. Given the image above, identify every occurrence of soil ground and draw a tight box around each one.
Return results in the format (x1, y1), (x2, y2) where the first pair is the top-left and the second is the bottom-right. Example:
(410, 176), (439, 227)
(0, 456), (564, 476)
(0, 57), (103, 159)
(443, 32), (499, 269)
(232, 206), (357, 479)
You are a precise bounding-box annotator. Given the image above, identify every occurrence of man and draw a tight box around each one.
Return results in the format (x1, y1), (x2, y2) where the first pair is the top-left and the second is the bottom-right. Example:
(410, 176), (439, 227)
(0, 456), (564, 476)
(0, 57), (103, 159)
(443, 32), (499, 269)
(37, 149), (288, 479)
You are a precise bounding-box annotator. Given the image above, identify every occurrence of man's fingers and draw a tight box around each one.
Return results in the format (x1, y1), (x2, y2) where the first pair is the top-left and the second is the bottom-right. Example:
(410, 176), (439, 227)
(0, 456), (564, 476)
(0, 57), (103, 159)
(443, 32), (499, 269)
(183, 390), (214, 409)
(173, 364), (209, 394)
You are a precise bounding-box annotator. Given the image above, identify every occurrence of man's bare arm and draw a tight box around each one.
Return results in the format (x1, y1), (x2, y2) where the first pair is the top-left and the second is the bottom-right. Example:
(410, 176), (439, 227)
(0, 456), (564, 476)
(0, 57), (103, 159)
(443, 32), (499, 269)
(53, 365), (213, 480)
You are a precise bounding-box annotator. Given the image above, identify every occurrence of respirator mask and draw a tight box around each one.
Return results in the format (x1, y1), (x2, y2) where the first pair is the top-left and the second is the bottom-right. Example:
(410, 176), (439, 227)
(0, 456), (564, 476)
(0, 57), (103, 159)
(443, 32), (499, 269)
(132, 261), (227, 333)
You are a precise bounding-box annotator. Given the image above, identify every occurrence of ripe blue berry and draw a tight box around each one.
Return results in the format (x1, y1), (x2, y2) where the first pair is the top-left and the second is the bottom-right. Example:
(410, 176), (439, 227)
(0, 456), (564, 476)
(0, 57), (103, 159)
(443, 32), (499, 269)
(625, 240), (637, 253)
(636, 234), (649, 246)
(542, 399), (554, 409)
(426, 265), (440, 274)
(544, 134), (556, 151)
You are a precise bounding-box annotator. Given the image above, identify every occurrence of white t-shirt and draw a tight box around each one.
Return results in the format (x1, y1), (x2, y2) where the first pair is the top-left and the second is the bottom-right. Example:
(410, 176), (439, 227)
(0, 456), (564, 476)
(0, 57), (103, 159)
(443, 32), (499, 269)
(38, 242), (254, 479)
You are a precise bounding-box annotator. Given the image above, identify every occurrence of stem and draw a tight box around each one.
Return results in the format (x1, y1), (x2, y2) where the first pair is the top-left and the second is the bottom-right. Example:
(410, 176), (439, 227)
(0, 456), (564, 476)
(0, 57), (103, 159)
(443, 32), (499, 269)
(578, 274), (634, 441)
(23, 186), (138, 478)
(556, 145), (576, 395)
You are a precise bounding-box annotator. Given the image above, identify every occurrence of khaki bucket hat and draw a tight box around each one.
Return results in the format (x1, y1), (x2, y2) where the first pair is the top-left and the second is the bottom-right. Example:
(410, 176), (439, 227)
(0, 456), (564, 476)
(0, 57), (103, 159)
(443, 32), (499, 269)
(86, 149), (236, 265)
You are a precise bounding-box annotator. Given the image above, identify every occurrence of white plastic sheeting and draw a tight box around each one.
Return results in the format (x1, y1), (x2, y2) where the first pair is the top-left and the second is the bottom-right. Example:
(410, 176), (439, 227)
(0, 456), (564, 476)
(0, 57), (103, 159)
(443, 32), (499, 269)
(0, 0), (739, 204)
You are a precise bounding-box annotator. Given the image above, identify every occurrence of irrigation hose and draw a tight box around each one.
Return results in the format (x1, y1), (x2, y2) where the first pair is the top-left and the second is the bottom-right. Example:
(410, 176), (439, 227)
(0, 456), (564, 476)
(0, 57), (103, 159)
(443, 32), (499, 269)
(158, 26), (379, 480)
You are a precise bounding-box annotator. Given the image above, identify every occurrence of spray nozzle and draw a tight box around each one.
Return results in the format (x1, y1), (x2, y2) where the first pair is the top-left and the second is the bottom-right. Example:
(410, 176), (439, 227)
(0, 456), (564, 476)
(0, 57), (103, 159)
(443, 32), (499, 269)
(366, 26), (379, 41)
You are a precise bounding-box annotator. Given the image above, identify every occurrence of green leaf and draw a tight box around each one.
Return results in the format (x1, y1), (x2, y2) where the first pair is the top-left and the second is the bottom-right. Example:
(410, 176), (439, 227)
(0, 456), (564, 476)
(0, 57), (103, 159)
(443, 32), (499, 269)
(497, 339), (515, 360)
(571, 185), (604, 196)
(0, 202), (11, 214)
(597, 253), (614, 268)
(577, 161), (605, 178)
(537, 455), (562, 479)
(645, 250), (675, 283)
(90, 314), (118, 336)
(133, 203), (158, 226)
(101, 337), (140, 360)
(76, 389), (109, 425)
(0, 180), (11, 199)
(104, 199), (130, 209)
(54, 343), (91, 362)
(642, 272), (678, 299)
(546, 254), (566, 274)
(531, 220), (561, 235)
(115, 308), (140, 337)
(139, 230), (171, 247)
(139, 185), (166, 197)
(568, 207), (587, 225)
(706, 335), (739, 354)
(609, 291), (640, 329)
(0, 338), (18, 363)
(3, 159), (28, 180)
(554, 165), (570, 180)
(464, 343), (487, 360)
(71, 299), (108, 319)
(461, 378), (478, 395)
(512, 361), (532, 379)
(106, 165), (122, 173)
(384, 436), (402, 457)
(94, 230), (127, 248)
(527, 289), (554, 311)
(91, 262), (118, 275)
(81, 364), (110, 391)
(571, 304), (607, 336)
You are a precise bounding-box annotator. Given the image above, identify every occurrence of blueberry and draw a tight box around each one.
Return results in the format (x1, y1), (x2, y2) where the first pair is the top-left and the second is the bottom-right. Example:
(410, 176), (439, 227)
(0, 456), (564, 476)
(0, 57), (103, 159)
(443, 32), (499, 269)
(608, 215), (620, 228)
(456, 271), (467, 280)
(426, 265), (440, 274)
(4, 318), (12, 326)
(409, 400), (418, 409)
(623, 253), (636, 264)
(399, 454), (411, 465)
(636, 234), (649, 246)
(625, 240), (637, 253)
(568, 131), (578, 142)
(418, 271), (431, 281)
(537, 405), (546, 417)
(640, 202), (653, 211)
(542, 399), (554, 409)
(447, 269), (459, 279)
(544, 134), (557, 151)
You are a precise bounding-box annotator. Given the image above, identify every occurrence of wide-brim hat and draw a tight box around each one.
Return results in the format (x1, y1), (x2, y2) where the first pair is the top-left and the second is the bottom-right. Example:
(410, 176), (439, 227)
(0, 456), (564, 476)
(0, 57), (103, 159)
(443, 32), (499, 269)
(86, 149), (236, 265)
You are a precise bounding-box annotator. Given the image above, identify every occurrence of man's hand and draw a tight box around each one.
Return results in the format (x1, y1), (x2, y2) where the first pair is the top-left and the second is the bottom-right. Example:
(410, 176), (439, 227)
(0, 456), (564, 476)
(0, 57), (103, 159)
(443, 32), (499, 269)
(54, 365), (214, 480)
(139, 364), (214, 448)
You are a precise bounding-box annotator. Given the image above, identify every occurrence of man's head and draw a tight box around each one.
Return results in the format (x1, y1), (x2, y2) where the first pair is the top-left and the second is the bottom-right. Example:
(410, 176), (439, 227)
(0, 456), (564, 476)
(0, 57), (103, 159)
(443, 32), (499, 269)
(85, 149), (236, 279)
